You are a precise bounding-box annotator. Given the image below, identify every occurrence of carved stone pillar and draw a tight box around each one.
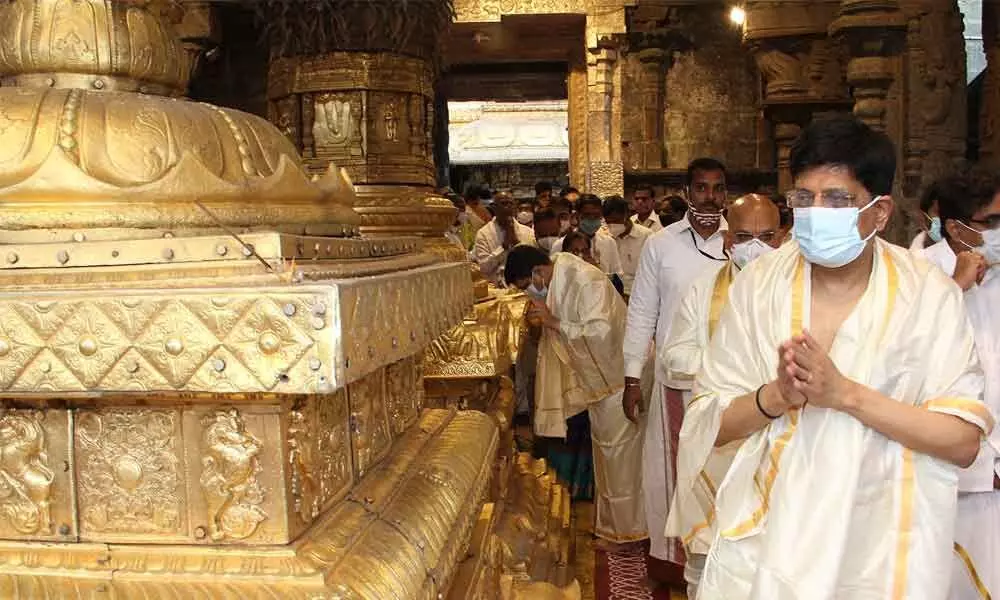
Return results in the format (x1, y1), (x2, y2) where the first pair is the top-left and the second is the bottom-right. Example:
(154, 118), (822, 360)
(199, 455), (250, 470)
(980, 0), (1000, 167)
(637, 47), (668, 170)
(745, 0), (850, 191)
(830, 2), (907, 134)
(899, 1), (967, 195)
(586, 42), (624, 197)
(263, 1), (456, 256)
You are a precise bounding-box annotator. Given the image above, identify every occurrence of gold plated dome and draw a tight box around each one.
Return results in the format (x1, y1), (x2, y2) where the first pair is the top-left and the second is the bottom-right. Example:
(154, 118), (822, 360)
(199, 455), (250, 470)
(0, 0), (361, 239)
(0, 0), (191, 95)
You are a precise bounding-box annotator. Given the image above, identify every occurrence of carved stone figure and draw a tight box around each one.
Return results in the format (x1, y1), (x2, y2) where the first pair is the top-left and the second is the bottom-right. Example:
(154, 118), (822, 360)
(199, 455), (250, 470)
(313, 98), (354, 148)
(0, 411), (53, 535)
(200, 409), (266, 541)
(384, 102), (400, 141)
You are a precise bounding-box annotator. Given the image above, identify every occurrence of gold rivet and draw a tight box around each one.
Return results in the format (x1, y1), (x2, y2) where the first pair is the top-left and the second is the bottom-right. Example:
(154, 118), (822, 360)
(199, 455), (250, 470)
(212, 358), (226, 372)
(0, 339), (11, 356)
(41, 362), (51, 373)
(258, 332), (280, 354)
(283, 303), (296, 316)
(309, 358), (321, 371)
(215, 244), (228, 256)
(5, 252), (17, 264)
(72, 232), (86, 242)
(56, 250), (69, 264)
(162, 248), (175, 260)
(127, 361), (140, 373)
(164, 338), (183, 356)
(78, 337), (97, 357)
(93, 79), (104, 90)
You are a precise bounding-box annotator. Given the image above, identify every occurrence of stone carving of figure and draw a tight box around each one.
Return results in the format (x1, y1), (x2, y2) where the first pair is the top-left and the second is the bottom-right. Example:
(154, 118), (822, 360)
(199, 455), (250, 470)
(921, 45), (960, 125)
(384, 102), (399, 141)
(313, 98), (353, 148)
(0, 411), (54, 534)
(200, 409), (266, 541)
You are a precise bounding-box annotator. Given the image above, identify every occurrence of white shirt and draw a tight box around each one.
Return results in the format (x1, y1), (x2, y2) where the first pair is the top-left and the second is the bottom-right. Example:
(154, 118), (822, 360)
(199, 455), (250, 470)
(550, 231), (624, 278)
(604, 223), (653, 295)
(623, 213), (728, 380)
(632, 213), (663, 233)
(921, 239), (1000, 492)
(909, 230), (930, 252)
(473, 219), (537, 284)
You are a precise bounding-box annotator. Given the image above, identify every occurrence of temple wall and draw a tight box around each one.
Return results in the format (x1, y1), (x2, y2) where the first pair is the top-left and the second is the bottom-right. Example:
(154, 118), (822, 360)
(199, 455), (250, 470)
(663, 10), (761, 170)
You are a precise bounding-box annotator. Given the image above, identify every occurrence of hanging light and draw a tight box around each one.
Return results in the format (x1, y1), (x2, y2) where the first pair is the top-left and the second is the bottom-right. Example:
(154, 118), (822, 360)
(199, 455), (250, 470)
(729, 6), (747, 26)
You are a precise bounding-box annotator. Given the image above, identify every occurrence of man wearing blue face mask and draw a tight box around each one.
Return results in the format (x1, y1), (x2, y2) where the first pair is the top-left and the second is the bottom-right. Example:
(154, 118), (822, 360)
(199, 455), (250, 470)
(504, 244), (646, 550)
(919, 169), (1000, 600)
(549, 194), (623, 280)
(910, 182), (944, 251)
(683, 116), (990, 600)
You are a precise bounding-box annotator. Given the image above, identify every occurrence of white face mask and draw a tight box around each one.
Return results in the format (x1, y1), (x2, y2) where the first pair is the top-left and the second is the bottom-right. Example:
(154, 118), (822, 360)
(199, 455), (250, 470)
(537, 236), (558, 252)
(516, 211), (534, 225)
(606, 223), (627, 238)
(730, 238), (775, 270)
(527, 269), (548, 299)
(958, 221), (1000, 265)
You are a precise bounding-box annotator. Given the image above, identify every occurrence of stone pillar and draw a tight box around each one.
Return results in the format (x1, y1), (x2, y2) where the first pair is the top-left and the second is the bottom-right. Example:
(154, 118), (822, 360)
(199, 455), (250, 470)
(636, 47), (668, 170)
(263, 1), (456, 257)
(899, 1), (967, 195)
(745, 0), (850, 191)
(980, 0), (1000, 167)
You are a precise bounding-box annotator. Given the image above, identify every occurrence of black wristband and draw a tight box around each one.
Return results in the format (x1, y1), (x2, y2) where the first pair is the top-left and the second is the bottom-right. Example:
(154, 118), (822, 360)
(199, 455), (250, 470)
(756, 384), (780, 419)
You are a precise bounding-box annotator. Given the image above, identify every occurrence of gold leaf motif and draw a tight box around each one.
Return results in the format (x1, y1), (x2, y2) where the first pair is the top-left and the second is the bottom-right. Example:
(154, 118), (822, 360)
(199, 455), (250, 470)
(346, 369), (391, 478)
(223, 299), (314, 389)
(288, 392), (351, 525)
(11, 300), (77, 341)
(48, 303), (128, 388)
(75, 409), (184, 537)
(135, 300), (220, 387)
(187, 347), (264, 393)
(98, 297), (165, 339)
(0, 305), (44, 389)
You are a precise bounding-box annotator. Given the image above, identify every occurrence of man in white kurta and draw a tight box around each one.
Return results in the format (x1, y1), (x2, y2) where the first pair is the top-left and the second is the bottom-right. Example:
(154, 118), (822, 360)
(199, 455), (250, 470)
(685, 116), (992, 599)
(623, 159), (729, 572)
(662, 194), (783, 599)
(474, 192), (537, 284)
(504, 245), (646, 544)
(914, 172), (1000, 600)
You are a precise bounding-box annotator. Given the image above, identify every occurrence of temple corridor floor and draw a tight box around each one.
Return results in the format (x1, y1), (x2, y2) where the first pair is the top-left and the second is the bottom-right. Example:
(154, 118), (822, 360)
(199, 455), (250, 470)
(573, 501), (686, 600)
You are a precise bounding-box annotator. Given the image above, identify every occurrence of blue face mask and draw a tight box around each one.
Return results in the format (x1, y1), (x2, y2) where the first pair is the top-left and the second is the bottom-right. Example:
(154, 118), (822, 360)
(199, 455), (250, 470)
(793, 197), (880, 268)
(926, 214), (943, 243)
(578, 218), (602, 236)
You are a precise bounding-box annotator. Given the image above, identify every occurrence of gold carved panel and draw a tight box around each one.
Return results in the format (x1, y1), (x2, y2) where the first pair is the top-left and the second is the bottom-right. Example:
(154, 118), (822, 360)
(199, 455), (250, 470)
(347, 368), (392, 479)
(287, 391), (353, 534)
(385, 356), (421, 436)
(0, 408), (72, 541)
(186, 406), (288, 545)
(76, 408), (186, 542)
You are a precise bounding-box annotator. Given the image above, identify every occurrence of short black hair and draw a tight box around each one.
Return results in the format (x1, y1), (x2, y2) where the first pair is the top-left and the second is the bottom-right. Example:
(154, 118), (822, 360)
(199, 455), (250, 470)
(633, 184), (655, 197)
(504, 244), (551, 284)
(560, 186), (580, 198)
(771, 193), (793, 229)
(562, 230), (592, 252)
(577, 193), (602, 211)
(535, 181), (553, 195)
(919, 180), (944, 214)
(789, 115), (896, 197)
(603, 195), (629, 218)
(665, 195), (687, 211)
(535, 207), (557, 222)
(937, 169), (1000, 240)
(686, 158), (727, 186)
(464, 185), (491, 203)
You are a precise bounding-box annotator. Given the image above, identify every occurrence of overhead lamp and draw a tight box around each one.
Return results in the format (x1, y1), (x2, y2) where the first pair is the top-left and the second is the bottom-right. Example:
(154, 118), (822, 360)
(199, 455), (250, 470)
(729, 6), (746, 26)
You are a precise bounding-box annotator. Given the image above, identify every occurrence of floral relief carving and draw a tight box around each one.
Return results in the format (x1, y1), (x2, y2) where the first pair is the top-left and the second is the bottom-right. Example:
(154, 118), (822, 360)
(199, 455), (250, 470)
(288, 391), (352, 524)
(76, 409), (183, 535)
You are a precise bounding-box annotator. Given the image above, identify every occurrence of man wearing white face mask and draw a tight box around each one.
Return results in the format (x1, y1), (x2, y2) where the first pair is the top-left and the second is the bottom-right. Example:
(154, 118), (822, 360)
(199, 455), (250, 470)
(661, 193), (782, 599)
(685, 116), (990, 600)
(504, 245), (647, 548)
(602, 195), (652, 298)
(918, 170), (1000, 600)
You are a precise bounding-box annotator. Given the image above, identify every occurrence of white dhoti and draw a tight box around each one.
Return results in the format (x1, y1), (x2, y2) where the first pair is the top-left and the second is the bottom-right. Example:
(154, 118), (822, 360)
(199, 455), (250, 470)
(590, 390), (646, 543)
(951, 491), (1000, 600)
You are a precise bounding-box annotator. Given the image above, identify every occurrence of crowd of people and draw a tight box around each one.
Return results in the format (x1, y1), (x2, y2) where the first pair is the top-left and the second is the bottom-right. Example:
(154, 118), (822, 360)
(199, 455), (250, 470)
(443, 115), (999, 600)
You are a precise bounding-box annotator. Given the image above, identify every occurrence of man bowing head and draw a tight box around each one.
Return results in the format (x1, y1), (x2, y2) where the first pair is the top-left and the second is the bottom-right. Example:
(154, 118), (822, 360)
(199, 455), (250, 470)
(689, 115), (992, 600)
(505, 245), (647, 549)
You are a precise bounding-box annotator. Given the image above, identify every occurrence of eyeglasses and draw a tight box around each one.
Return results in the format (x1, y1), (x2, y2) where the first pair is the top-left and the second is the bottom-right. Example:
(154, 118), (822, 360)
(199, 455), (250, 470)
(784, 188), (866, 209)
(732, 231), (778, 244)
